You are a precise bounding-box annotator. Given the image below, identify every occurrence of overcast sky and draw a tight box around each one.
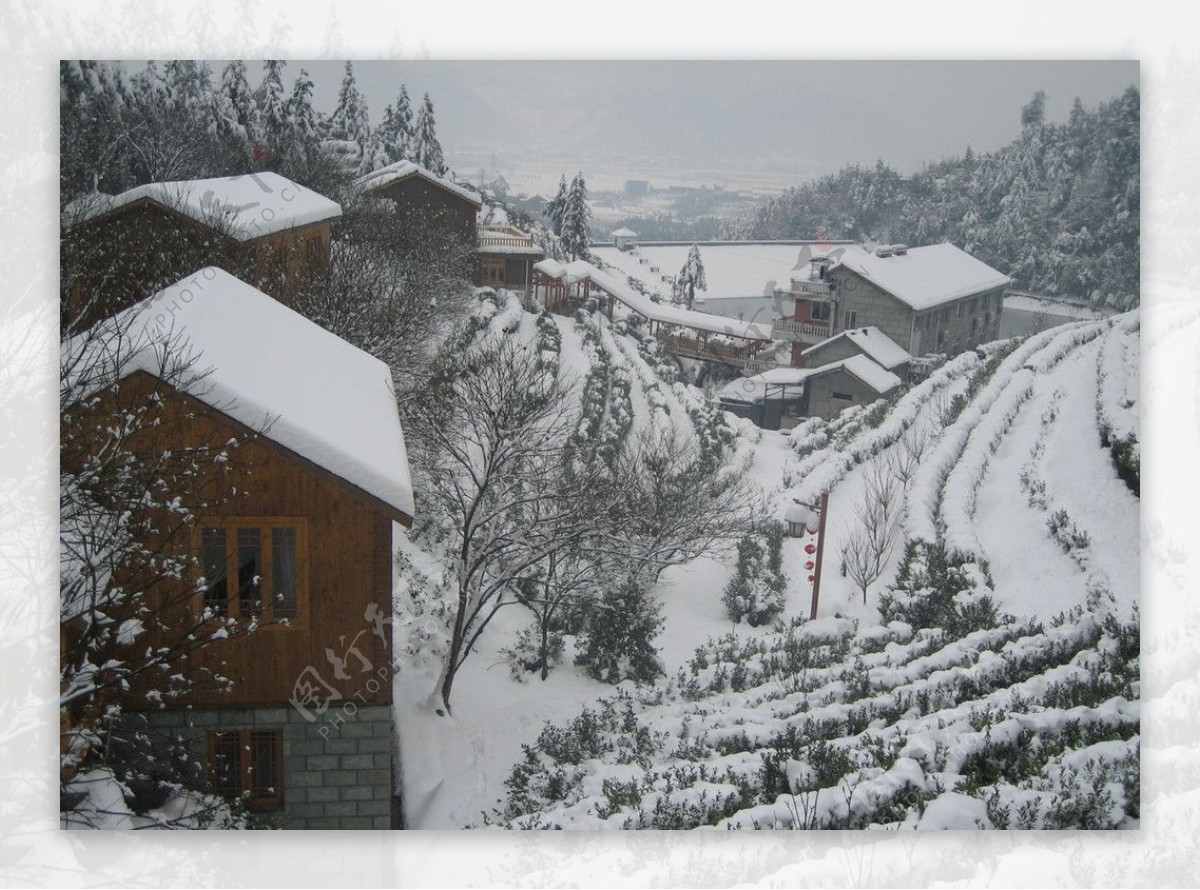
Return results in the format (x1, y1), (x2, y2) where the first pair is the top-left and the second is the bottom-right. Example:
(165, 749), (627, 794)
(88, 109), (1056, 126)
(292, 60), (1137, 194)
(169, 60), (1136, 195)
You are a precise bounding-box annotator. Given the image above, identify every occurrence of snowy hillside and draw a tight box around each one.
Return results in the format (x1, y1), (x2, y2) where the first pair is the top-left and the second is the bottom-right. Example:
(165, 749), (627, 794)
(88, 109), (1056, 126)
(392, 293), (1139, 830)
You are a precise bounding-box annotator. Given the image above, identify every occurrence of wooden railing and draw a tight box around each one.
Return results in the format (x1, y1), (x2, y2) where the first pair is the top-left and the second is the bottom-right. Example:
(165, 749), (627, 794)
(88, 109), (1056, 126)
(478, 225), (537, 249)
(790, 278), (833, 298)
(657, 332), (761, 366)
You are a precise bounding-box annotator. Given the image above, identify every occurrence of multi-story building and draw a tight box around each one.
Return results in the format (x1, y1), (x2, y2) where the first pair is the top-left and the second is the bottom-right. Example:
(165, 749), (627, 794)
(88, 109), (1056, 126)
(774, 242), (1011, 367)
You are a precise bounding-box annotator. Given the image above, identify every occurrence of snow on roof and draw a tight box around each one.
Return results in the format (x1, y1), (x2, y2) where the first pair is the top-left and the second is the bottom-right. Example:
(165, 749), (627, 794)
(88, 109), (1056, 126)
(593, 243), (811, 302)
(834, 243), (1011, 311)
(63, 173), (342, 242)
(611, 228), (638, 238)
(543, 258), (772, 341)
(813, 354), (903, 394)
(356, 160), (482, 208)
(534, 258), (567, 278)
(76, 268), (414, 521)
(721, 353), (901, 404)
(801, 326), (911, 370)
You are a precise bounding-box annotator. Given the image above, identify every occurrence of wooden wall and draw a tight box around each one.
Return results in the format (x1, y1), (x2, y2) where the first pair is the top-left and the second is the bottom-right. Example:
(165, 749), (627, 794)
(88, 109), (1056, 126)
(62, 200), (332, 328)
(68, 372), (396, 712)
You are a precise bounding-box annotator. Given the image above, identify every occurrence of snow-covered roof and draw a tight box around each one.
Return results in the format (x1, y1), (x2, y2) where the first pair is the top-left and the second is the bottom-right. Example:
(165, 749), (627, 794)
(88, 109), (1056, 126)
(611, 227), (638, 238)
(593, 243), (814, 302)
(812, 354), (903, 394)
(534, 258), (567, 278)
(833, 243), (1011, 311)
(541, 258), (772, 341)
(720, 352), (901, 404)
(801, 326), (911, 370)
(62, 173), (343, 242)
(356, 160), (482, 208)
(73, 268), (414, 522)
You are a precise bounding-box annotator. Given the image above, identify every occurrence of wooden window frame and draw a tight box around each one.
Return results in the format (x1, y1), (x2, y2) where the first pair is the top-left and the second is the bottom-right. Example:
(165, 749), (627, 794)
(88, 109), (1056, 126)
(842, 309), (857, 329)
(196, 517), (309, 628)
(482, 257), (505, 287)
(207, 728), (284, 809)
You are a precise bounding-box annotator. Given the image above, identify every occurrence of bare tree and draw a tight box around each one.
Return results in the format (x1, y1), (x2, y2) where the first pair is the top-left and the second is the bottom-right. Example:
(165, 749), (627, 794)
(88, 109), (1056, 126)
(888, 424), (931, 488)
(60, 304), (264, 826)
(839, 458), (904, 604)
(408, 335), (592, 713)
(294, 196), (476, 402)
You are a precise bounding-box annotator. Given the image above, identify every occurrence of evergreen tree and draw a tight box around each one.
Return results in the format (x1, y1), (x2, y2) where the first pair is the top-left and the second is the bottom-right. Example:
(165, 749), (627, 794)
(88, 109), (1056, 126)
(574, 577), (664, 684)
(411, 92), (445, 174)
(217, 60), (256, 141)
(286, 68), (319, 147)
(672, 244), (707, 309)
(328, 61), (370, 144)
(377, 86), (415, 166)
(543, 174), (568, 237)
(1021, 89), (1047, 129)
(559, 172), (592, 260)
(259, 60), (288, 156)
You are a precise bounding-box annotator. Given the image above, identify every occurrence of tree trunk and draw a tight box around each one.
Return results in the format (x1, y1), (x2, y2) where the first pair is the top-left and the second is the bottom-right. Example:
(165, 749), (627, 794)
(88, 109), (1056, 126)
(539, 620), (550, 681)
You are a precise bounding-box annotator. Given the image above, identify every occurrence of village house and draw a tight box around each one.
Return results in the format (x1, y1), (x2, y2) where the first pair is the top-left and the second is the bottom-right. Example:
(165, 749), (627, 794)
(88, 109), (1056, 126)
(62, 268), (413, 830)
(61, 172), (342, 328)
(356, 160), (543, 294)
(718, 354), (902, 428)
(776, 242), (1011, 365)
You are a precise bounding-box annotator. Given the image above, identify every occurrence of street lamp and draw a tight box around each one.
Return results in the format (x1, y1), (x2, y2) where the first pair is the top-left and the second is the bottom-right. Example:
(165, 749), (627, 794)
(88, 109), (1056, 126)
(788, 492), (830, 621)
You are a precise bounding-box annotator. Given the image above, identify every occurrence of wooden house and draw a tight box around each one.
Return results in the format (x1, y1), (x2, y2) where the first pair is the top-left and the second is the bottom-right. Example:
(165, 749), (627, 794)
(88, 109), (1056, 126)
(357, 161), (544, 292)
(61, 173), (342, 329)
(62, 268), (413, 830)
(774, 243), (1010, 366)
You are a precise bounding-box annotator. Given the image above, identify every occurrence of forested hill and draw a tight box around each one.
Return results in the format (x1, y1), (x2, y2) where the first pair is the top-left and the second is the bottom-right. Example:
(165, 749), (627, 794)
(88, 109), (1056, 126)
(730, 88), (1139, 311)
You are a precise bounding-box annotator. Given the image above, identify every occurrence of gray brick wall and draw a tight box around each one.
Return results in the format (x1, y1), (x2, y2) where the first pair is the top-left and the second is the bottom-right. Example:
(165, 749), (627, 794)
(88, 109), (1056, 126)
(832, 269), (1006, 358)
(806, 366), (889, 419)
(134, 704), (394, 830)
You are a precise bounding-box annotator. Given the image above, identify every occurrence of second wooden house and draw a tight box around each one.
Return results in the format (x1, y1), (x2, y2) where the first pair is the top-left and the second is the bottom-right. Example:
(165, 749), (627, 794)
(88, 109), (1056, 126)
(62, 172), (342, 328)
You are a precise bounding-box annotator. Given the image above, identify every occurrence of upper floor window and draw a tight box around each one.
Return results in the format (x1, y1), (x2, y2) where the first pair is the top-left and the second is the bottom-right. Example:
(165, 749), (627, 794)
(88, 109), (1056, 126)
(199, 518), (307, 624)
(809, 300), (832, 321)
(842, 309), (858, 329)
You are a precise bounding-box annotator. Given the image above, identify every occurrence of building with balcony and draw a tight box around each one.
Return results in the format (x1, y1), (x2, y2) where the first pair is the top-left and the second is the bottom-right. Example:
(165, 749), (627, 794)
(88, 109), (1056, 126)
(779, 242), (1011, 367)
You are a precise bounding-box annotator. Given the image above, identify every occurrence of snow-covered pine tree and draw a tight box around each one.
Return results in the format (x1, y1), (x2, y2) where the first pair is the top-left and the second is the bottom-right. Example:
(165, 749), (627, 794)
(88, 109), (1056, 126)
(559, 172), (592, 260)
(217, 60), (257, 142)
(543, 174), (568, 237)
(258, 60), (288, 160)
(325, 61), (372, 173)
(411, 92), (446, 175)
(386, 84), (414, 163)
(672, 243), (707, 309)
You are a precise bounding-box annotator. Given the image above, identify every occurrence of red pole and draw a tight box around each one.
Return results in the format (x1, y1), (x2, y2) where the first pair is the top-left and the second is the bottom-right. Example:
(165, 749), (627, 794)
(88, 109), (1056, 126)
(809, 490), (830, 621)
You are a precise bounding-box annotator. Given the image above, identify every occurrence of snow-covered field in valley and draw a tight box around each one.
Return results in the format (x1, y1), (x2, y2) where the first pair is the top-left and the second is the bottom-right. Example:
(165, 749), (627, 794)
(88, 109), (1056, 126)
(393, 292), (1140, 830)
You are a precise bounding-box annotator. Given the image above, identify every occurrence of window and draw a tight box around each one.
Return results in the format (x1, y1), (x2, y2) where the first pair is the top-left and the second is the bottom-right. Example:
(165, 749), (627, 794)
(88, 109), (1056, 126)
(956, 301), (966, 319)
(941, 307), (951, 323)
(842, 310), (857, 329)
(208, 729), (283, 809)
(832, 391), (854, 402)
(969, 297), (978, 315)
(809, 300), (831, 321)
(199, 519), (306, 623)
(925, 312), (935, 331)
(482, 258), (505, 287)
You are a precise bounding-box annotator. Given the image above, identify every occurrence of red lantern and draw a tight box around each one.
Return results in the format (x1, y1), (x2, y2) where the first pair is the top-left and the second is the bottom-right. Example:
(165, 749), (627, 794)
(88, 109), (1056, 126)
(805, 561), (815, 570)
(807, 574), (816, 583)
(804, 543), (816, 555)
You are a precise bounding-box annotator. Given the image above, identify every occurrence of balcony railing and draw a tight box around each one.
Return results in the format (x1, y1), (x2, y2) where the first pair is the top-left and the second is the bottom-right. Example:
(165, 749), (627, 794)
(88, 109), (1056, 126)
(771, 318), (831, 343)
(741, 356), (778, 375)
(790, 278), (833, 298)
(478, 225), (538, 250)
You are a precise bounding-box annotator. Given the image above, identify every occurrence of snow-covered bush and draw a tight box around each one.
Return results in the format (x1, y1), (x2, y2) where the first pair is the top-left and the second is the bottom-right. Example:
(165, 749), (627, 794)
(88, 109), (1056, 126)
(722, 522), (788, 627)
(501, 622), (566, 682)
(575, 577), (665, 684)
(878, 541), (999, 637)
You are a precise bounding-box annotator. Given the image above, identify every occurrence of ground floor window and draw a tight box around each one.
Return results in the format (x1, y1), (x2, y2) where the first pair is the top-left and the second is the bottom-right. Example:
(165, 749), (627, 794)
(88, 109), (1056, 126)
(482, 258), (505, 286)
(207, 728), (283, 808)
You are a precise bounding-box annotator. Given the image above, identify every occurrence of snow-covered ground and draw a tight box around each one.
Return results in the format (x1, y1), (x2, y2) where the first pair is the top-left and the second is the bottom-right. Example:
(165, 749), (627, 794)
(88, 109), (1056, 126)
(393, 296), (1140, 830)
